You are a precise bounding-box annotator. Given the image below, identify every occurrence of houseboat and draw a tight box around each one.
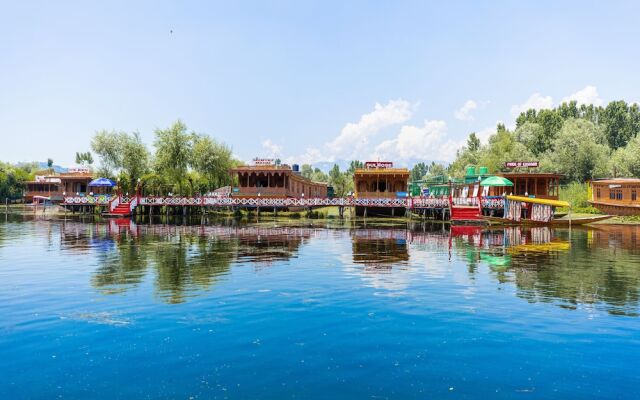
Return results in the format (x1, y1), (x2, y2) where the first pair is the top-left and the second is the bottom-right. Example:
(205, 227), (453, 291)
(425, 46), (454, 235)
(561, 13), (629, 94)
(589, 178), (640, 215)
(353, 161), (409, 216)
(24, 167), (95, 203)
(230, 159), (328, 198)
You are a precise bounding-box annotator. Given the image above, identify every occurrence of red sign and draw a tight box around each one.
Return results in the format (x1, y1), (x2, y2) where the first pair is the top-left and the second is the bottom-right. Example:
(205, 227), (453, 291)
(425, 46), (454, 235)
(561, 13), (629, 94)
(504, 161), (539, 168)
(365, 161), (393, 169)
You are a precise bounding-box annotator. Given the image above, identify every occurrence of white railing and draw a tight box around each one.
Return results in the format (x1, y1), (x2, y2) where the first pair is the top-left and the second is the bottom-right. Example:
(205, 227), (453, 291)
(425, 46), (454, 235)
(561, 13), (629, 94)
(62, 195), (507, 210)
(129, 196), (138, 213)
(451, 197), (480, 207)
(109, 195), (120, 212)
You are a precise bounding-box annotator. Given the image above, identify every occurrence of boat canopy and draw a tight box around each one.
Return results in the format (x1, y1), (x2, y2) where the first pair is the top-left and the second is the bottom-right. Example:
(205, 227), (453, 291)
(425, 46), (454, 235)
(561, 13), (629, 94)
(506, 195), (570, 208)
(480, 176), (513, 187)
(88, 177), (116, 187)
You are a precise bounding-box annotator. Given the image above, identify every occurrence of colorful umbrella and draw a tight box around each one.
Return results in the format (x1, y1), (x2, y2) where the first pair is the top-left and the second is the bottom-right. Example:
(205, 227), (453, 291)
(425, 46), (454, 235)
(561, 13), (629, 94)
(88, 177), (116, 187)
(480, 176), (513, 187)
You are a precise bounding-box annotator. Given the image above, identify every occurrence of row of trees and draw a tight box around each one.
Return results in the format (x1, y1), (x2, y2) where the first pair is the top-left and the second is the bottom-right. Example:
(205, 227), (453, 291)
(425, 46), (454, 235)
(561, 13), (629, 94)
(90, 120), (236, 195)
(299, 160), (365, 197)
(450, 100), (640, 182)
(0, 162), (34, 200)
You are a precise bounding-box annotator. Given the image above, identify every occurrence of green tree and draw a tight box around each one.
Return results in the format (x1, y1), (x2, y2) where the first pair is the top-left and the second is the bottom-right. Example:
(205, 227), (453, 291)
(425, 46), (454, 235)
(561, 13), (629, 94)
(347, 160), (364, 174)
(467, 132), (481, 152)
(0, 162), (32, 200)
(153, 120), (193, 192)
(610, 135), (640, 178)
(47, 158), (53, 170)
(603, 100), (635, 149)
(191, 134), (233, 190)
(410, 162), (428, 182)
(301, 164), (314, 180)
(121, 132), (150, 189)
(329, 164), (351, 197)
(548, 119), (609, 181)
(91, 130), (124, 176)
(75, 151), (94, 165)
(535, 109), (564, 154)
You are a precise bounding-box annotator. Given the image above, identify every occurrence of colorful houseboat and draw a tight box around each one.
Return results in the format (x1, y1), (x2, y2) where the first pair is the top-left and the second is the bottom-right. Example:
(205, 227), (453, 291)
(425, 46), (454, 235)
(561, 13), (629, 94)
(353, 162), (409, 216)
(24, 167), (95, 203)
(231, 160), (327, 198)
(589, 178), (640, 215)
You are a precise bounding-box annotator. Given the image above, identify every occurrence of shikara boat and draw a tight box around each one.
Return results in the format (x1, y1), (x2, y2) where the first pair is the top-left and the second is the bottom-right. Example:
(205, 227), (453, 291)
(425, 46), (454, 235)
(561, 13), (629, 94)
(482, 195), (613, 226)
(483, 214), (613, 226)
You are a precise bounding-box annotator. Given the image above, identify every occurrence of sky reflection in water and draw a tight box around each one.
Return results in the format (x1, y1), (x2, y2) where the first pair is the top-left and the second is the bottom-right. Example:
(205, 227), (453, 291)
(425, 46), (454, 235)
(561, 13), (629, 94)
(1, 216), (639, 399)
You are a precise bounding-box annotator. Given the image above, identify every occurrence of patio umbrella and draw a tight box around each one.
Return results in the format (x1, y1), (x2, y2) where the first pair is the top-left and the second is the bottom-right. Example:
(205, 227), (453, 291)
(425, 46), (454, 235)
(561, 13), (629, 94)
(480, 176), (513, 187)
(88, 177), (116, 187)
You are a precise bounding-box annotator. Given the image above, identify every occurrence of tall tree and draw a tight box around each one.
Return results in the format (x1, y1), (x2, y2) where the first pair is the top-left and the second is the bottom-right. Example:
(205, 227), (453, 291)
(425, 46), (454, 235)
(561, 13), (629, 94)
(410, 162), (428, 181)
(75, 151), (94, 165)
(153, 120), (193, 190)
(91, 130), (124, 176)
(548, 119), (609, 182)
(191, 134), (233, 190)
(466, 133), (481, 152)
(121, 132), (150, 188)
(603, 100), (634, 149)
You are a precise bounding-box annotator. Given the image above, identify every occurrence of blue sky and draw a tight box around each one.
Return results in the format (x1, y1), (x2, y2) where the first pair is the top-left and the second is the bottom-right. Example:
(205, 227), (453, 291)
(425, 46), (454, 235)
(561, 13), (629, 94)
(1, 1), (639, 167)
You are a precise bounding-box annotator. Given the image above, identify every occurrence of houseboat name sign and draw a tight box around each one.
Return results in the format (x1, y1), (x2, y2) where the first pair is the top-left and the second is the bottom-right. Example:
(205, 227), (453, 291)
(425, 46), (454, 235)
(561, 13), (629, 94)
(504, 161), (539, 168)
(365, 161), (393, 169)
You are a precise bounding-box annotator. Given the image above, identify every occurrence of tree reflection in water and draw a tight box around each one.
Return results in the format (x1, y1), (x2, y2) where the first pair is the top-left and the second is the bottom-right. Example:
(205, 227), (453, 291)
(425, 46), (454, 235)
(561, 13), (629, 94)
(51, 218), (640, 315)
(451, 224), (640, 316)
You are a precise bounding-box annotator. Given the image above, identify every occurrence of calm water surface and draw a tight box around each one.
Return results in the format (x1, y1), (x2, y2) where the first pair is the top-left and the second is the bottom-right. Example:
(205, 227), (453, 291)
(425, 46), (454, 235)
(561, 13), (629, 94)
(1, 216), (639, 399)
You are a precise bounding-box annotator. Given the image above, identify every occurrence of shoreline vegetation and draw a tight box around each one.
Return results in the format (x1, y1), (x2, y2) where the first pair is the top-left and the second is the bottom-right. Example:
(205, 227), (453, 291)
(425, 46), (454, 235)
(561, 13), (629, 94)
(2, 100), (640, 223)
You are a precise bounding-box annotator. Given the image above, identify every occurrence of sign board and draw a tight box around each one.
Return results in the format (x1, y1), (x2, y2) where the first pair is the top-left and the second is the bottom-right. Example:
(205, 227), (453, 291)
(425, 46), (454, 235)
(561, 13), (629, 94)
(253, 158), (275, 166)
(68, 166), (91, 173)
(504, 161), (539, 168)
(365, 161), (393, 169)
(35, 176), (61, 183)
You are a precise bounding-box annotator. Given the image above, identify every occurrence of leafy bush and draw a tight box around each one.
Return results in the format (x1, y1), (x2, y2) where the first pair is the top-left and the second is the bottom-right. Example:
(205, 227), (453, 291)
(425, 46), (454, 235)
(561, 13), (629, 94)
(560, 182), (591, 209)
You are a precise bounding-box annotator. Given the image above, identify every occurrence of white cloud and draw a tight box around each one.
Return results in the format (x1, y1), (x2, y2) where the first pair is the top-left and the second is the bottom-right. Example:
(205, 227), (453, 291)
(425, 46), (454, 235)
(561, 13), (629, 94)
(373, 120), (462, 161)
(454, 100), (478, 121)
(261, 139), (282, 158)
(560, 85), (603, 106)
(510, 93), (554, 117)
(327, 99), (413, 159)
(475, 125), (496, 144)
(284, 147), (325, 165)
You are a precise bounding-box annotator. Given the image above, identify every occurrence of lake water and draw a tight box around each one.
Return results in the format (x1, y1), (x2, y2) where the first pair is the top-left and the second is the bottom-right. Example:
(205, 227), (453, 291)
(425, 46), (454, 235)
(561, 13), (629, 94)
(1, 215), (639, 399)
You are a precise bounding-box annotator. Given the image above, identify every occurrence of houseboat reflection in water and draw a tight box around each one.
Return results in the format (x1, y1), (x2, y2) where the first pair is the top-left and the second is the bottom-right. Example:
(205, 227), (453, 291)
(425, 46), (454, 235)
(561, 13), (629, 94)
(13, 216), (636, 315)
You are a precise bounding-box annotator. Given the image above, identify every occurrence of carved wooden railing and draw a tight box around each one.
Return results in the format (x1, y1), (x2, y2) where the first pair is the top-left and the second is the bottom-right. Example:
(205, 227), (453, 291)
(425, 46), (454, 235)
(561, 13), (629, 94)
(61, 195), (507, 210)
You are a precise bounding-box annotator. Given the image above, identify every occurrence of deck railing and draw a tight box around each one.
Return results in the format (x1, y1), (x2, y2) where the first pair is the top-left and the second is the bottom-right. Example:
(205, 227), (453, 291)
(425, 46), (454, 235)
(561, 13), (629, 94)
(61, 195), (507, 210)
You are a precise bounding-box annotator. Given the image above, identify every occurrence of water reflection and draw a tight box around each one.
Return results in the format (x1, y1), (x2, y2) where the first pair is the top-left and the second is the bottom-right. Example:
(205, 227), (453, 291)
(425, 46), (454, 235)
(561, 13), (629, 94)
(7, 217), (637, 314)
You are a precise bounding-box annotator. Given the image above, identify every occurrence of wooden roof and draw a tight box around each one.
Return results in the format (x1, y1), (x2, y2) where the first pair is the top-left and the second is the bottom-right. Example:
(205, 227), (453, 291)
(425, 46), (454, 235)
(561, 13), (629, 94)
(591, 178), (640, 185)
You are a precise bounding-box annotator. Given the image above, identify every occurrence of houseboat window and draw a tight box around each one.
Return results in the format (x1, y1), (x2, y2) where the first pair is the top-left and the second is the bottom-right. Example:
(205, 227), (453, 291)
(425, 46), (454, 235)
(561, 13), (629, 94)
(596, 188), (601, 198)
(616, 190), (623, 200)
(633, 190), (637, 201)
(609, 190), (615, 200)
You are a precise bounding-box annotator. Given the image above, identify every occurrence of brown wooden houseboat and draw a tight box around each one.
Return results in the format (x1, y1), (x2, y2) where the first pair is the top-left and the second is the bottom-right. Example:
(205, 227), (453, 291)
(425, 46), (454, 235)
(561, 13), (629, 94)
(353, 162), (409, 216)
(231, 163), (327, 198)
(24, 169), (95, 203)
(589, 178), (640, 216)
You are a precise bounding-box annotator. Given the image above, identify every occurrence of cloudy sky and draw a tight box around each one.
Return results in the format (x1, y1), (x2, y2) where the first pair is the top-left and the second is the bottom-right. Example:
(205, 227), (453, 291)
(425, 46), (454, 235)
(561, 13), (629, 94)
(1, 1), (639, 167)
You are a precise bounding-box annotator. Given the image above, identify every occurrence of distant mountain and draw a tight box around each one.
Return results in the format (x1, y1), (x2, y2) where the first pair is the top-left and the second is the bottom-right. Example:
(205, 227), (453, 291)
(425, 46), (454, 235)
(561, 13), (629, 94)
(36, 162), (68, 173)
